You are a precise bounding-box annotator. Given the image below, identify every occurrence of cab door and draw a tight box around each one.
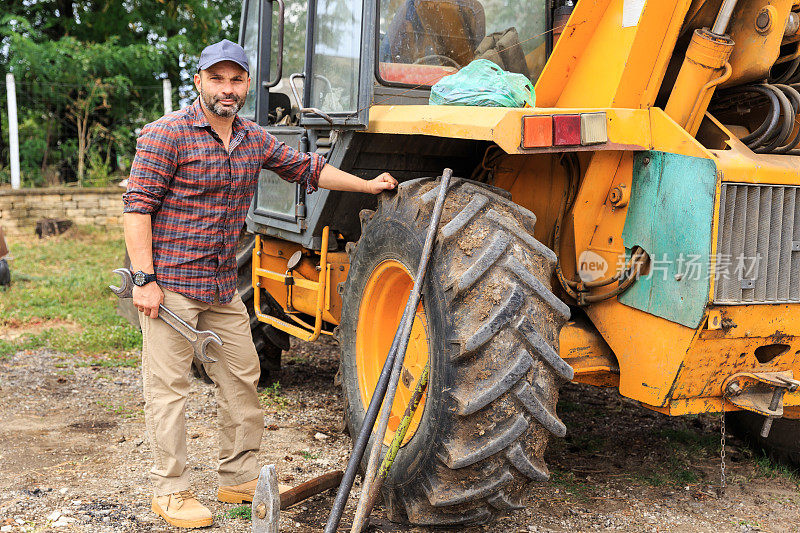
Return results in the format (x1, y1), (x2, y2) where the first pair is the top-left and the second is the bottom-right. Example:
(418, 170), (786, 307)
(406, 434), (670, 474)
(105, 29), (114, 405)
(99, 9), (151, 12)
(299, 0), (374, 128)
(241, 0), (303, 233)
(243, 0), (375, 242)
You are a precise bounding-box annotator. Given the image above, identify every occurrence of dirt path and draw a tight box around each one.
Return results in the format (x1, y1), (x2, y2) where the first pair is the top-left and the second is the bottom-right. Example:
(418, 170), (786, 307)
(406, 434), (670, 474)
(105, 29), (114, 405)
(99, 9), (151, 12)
(0, 339), (798, 532)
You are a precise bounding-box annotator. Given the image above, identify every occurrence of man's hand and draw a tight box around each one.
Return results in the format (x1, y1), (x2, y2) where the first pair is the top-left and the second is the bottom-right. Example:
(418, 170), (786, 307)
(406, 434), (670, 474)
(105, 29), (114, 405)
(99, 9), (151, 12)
(133, 282), (164, 319)
(365, 172), (398, 194)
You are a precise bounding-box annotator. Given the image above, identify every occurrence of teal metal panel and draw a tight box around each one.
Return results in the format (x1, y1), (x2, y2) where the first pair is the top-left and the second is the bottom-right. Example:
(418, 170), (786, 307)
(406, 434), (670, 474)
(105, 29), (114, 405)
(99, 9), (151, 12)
(619, 151), (717, 328)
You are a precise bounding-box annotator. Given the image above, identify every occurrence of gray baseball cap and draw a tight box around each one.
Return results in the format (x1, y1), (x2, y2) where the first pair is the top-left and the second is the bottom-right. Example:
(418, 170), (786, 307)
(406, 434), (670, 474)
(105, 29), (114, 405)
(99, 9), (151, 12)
(198, 39), (249, 73)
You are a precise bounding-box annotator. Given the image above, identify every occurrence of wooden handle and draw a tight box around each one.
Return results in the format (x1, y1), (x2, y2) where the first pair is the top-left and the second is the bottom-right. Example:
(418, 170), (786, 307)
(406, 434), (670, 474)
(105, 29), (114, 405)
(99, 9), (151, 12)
(280, 471), (344, 510)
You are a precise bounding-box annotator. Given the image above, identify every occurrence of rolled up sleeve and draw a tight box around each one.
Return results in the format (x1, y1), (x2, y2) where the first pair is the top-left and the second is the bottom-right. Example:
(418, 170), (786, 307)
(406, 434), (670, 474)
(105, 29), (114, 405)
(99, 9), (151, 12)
(261, 133), (325, 193)
(123, 122), (178, 214)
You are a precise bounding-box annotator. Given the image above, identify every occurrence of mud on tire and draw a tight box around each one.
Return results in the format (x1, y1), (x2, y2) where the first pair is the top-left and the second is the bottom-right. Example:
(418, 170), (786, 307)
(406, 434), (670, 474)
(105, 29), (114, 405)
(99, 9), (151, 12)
(338, 177), (573, 525)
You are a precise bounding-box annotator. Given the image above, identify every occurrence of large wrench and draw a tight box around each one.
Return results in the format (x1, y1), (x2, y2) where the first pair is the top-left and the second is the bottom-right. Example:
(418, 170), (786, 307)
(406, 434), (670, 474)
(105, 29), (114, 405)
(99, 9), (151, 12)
(109, 268), (221, 363)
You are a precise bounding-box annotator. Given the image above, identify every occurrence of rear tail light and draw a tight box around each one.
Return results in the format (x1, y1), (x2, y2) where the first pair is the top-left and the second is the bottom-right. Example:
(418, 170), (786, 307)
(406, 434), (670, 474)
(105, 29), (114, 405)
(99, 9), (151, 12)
(522, 115), (553, 148)
(553, 114), (582, 146)
(521, 112), (608, 149)
(580, 112), (608, 145)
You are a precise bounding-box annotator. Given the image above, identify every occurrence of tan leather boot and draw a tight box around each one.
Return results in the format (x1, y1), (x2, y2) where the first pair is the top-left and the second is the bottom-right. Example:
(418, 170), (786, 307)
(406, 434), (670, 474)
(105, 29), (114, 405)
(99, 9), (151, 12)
(151, 490), (213, 528)
(217, 477), (258, 503)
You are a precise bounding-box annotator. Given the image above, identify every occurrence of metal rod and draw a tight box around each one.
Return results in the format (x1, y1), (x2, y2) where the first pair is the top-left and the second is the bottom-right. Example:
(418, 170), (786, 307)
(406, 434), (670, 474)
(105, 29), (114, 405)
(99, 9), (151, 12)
(262, 0), (285, 89)
(162, 78), (173, 115)
(760, 388), (784, 437)
(351, 169), (452, 532)
(711, 0), (739, 35)
(323, 303), (413, 533)
(324, 169), (452, 533)
(6, 73), (20, 190)
(353, 362), (429, 532)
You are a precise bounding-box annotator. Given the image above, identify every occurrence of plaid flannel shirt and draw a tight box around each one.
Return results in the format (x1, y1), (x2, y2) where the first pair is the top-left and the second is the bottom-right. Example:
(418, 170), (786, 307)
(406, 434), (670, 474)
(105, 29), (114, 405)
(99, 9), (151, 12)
(123, 99), (324, 304)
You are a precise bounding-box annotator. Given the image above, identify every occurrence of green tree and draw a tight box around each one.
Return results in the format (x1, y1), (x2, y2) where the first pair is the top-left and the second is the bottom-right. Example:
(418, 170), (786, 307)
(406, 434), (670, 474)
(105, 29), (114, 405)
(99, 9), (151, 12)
(0, 0), (243, 186)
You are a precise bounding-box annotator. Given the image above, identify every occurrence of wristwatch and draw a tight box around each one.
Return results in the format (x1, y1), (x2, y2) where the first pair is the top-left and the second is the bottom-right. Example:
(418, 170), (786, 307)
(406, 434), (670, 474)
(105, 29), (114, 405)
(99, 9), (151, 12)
(132, 270), (158, 287)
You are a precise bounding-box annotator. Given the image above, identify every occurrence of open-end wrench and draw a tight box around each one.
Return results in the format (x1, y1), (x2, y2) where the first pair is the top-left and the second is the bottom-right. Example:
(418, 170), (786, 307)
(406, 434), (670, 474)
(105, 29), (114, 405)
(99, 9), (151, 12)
(109, 268), (221, 363)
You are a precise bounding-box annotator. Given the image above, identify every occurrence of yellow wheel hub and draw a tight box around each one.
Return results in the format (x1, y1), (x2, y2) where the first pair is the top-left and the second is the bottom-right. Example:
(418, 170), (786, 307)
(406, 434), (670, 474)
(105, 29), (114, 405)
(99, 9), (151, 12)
(356, 259), (430, 447)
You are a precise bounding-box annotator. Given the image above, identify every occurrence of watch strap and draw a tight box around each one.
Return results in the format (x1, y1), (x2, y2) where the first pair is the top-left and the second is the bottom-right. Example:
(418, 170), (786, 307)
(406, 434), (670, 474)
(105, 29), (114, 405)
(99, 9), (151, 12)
(133, 270), (157, 286)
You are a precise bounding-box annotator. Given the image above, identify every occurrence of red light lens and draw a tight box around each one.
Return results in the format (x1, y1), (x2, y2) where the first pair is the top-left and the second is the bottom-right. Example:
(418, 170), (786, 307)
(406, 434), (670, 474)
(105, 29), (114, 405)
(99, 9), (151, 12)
(553, 114), (582, 146)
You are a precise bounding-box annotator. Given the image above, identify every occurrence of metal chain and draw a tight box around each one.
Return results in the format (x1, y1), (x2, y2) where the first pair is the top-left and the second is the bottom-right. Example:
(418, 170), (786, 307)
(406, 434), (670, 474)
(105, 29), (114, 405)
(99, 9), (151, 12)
(719, 410), (727, 496)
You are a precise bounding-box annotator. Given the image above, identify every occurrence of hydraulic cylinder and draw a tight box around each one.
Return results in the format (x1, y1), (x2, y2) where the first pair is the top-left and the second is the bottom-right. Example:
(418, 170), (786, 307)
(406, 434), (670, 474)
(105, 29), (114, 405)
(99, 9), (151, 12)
(664, 28), (734, 136)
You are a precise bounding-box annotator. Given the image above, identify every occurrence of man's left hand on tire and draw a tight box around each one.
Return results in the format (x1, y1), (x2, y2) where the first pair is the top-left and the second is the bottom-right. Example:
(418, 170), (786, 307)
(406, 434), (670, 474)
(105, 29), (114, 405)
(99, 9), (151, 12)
(366, 172), (398, 194)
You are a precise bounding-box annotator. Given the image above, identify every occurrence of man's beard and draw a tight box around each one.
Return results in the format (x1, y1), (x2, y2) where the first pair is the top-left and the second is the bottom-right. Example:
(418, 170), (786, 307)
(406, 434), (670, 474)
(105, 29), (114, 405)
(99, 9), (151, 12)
(200, 85), (245, 118)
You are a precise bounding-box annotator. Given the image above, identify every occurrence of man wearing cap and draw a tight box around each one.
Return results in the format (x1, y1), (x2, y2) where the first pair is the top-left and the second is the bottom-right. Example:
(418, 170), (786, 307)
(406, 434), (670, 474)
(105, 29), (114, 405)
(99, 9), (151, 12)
(122, 39), (397, 528)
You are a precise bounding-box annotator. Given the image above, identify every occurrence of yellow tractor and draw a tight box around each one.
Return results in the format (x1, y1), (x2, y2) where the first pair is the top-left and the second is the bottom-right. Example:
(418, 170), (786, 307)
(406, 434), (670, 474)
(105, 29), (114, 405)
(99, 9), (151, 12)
(237, 0), (800, 525)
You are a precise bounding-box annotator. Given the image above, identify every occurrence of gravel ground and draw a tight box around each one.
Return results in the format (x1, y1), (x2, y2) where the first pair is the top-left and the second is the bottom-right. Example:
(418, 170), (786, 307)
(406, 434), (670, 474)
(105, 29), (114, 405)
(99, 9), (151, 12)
(0, 337), (798, 532)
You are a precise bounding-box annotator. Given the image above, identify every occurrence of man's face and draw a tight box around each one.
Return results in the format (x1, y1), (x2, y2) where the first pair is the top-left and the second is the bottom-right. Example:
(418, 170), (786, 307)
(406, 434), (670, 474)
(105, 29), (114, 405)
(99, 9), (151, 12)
(194, 61), (250, 118)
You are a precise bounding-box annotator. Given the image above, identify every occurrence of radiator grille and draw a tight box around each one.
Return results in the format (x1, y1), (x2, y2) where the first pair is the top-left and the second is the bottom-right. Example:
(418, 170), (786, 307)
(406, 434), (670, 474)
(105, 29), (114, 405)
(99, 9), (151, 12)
(715, 183), (800, 304)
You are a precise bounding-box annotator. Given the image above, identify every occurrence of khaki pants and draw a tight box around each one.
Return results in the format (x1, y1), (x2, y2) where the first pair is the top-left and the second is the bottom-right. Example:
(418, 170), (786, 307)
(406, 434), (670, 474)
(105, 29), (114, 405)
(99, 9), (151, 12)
(139, 288), (263, 496)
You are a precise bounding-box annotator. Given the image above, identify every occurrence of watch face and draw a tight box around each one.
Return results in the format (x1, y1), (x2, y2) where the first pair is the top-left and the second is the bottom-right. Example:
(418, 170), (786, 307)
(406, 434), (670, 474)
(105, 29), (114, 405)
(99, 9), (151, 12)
(133, 271), (145, 286)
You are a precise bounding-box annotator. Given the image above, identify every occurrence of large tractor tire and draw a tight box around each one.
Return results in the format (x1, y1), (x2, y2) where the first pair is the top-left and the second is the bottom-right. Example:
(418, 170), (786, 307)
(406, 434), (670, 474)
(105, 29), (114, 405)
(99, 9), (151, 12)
(338, 177), (572, 525)
(727, 411), (800, 466)
(118, 231), (287, 383)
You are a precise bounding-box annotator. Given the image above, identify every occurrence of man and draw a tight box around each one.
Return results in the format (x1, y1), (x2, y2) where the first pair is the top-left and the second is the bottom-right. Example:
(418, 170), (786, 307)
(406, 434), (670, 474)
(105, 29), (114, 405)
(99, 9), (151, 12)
(123, 39), (397, 529)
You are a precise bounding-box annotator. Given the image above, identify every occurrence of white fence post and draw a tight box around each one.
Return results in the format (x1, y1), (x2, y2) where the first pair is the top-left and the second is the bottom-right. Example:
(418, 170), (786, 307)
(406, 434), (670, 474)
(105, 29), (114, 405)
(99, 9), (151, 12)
(6, 73), (20, 190)
(162, 78), (173, 115)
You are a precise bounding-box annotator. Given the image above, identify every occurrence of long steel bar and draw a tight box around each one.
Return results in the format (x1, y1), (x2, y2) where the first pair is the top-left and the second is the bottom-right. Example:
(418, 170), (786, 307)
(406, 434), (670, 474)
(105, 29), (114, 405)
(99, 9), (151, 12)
(354, 362), (430, 532)
(324, 169), (452, 533)
(323, 291), (413, 531)
(350, 169), (452, 532)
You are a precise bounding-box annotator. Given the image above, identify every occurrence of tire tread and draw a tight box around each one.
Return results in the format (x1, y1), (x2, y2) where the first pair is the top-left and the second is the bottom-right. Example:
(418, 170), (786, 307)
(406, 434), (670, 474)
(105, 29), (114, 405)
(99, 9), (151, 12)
(340, 177), (571, 526)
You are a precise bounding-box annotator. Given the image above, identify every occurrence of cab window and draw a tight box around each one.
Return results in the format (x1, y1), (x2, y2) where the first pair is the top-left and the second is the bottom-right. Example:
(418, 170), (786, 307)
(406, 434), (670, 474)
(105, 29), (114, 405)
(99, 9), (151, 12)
(377, 0), (547, 87)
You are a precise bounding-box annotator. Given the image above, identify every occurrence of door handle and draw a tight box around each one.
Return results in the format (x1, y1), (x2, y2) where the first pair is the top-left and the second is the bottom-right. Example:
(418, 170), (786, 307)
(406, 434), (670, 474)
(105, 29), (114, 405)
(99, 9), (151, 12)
(288, 73), (334, 124)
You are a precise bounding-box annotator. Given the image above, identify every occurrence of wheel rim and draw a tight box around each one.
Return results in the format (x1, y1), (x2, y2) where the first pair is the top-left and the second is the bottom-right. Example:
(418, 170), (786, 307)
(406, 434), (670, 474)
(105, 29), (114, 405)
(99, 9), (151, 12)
(356, 259), (429, 447)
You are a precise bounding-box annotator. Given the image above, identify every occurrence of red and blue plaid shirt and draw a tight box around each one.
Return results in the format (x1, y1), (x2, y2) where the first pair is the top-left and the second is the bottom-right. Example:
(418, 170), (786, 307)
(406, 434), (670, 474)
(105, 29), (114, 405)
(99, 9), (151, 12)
(123, 99), (324, 304)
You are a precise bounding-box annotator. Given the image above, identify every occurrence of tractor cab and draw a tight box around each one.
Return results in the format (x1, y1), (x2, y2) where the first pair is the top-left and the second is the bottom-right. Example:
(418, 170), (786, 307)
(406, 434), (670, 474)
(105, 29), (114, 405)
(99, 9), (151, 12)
(240, 0), (555, 248)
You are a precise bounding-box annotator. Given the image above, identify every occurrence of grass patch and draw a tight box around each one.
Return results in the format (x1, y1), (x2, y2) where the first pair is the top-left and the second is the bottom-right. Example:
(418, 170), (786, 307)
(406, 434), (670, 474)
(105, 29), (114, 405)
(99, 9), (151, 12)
(754, 454), (799, 484)
(738, 519), (761, 529)
(558, 400), (582, 413)
(76, 356), (139, 368)
(629, 454), (701, 487)
(549, 469), (590, 502)
(225, 505), (251, 520)
(299, 451), (319, 460)
(633, 471), (668, 487)
(0, 336), (46, 358)
(630, 467), (701, 487)
(260, 381), (288, 409)
(0, 226), (140, 357)
(96, 400), (140, 418)
(675, 468), (700, 484)
(657, 427), (718, 454)
(285, 354), (310, 365)
(568, 434), (603, 453)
